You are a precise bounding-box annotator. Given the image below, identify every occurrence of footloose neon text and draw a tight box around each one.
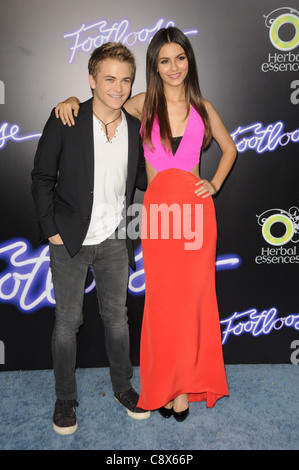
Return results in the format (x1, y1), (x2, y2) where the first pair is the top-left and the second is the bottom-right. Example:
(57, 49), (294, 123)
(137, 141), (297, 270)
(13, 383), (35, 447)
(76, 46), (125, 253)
(0, 122), (41, 150)
(1, 239), (297, 345)
(1, 120), (298, 153)
(220, 307), (299, 344)
(231, 121), (299, 154)
(63, 18), (198, 64)
(0, 239), (240, 313)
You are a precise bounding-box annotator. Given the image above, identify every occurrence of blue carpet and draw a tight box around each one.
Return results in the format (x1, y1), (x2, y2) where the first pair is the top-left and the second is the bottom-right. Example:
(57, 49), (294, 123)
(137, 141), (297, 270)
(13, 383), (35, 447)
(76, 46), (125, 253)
(0, 365), (298, 451)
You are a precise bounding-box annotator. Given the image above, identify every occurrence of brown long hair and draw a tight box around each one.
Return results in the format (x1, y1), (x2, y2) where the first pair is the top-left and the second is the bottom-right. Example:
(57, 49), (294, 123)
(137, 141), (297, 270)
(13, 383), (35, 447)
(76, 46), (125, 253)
(142, 27), (211, 151)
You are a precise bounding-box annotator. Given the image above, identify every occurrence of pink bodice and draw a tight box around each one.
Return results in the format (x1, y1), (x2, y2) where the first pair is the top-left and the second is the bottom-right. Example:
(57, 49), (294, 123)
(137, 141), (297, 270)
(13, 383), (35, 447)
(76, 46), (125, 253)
(143, 105), (205, 172)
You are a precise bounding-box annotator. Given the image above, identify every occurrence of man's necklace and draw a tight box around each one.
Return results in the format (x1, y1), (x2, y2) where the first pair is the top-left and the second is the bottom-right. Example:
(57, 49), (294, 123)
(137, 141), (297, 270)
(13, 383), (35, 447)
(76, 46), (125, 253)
(93, 111), (121, 142)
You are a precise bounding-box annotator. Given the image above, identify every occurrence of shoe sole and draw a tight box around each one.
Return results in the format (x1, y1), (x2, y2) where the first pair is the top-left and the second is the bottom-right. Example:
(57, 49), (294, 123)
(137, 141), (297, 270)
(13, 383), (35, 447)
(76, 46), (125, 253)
(114, 397), (151, 420)
(53, 422), (78, 435)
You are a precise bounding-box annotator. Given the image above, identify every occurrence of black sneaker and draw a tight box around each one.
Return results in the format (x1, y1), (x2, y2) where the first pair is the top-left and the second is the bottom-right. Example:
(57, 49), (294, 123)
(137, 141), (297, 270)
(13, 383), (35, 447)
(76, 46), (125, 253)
(114, 388), (150, 420)
(53, 399), (78, 435)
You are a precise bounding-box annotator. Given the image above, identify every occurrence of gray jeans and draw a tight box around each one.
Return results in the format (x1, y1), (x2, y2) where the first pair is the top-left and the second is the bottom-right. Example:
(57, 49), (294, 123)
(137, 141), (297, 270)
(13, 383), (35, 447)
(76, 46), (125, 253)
(49, 237), (132, 400)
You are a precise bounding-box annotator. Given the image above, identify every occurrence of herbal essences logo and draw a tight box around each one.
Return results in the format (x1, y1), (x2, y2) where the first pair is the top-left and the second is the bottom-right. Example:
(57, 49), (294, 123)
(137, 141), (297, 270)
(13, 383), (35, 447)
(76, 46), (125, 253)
(255, 206), (299, 264)
(261, 7), (299, 72)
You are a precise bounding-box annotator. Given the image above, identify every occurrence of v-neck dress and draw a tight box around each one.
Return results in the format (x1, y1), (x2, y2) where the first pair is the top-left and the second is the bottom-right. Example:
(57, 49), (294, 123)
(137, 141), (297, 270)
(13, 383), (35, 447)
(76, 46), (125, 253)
(137, 106), (229, 411)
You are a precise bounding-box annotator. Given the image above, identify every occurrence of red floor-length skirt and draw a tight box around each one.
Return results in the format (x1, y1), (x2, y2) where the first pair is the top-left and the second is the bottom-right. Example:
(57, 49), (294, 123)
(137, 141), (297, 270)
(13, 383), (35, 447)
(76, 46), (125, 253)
(137, 169), (229, 411)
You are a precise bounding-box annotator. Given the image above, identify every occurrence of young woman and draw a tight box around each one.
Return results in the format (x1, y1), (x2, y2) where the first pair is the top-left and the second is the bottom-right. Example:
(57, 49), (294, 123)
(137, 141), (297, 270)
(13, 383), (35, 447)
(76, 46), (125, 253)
(55, 28), (237, 422)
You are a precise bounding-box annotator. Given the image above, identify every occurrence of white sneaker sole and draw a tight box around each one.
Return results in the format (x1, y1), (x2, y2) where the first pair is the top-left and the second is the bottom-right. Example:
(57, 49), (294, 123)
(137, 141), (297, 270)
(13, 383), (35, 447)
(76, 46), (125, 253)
(53, 421), (78, 435)
(114, 397), (151, 420)
(126, 408), (151, 420)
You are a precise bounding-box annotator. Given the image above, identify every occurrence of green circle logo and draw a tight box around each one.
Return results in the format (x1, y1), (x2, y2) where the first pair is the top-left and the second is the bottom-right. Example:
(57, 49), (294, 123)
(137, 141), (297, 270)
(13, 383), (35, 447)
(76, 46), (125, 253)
(262, 214), (294, 245)
(270, 13), (299, 50)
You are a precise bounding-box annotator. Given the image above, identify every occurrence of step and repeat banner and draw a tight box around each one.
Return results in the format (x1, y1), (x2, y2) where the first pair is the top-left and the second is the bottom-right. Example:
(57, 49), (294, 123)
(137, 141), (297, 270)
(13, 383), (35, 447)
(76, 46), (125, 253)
(0, 0), (298, 370)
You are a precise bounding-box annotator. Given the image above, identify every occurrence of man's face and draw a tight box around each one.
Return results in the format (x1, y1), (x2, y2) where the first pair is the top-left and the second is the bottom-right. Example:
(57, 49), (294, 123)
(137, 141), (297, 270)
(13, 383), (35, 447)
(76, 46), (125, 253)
(89, 58), (133, 113)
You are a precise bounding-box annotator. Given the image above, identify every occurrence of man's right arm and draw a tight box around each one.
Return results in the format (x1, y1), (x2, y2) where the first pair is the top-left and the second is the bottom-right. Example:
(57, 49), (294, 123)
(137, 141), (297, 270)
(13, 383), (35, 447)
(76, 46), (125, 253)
(31, 109), (63, 241)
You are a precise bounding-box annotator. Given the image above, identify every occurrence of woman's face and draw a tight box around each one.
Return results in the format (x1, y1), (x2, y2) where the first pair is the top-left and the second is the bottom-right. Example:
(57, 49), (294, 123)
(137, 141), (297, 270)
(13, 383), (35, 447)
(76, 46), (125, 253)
(157, 42), (189, 88)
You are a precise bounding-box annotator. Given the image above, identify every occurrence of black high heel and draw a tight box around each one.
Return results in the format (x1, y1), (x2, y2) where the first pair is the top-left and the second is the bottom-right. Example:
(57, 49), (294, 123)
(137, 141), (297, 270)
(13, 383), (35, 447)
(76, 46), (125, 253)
(158, 406), (173, 419)
(173, 407), (189, 422)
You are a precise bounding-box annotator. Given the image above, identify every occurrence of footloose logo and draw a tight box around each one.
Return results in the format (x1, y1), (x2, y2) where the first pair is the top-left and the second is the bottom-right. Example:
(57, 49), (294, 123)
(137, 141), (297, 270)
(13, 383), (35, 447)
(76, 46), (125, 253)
(0, 238), (240, 313)
(63, 17), (198, 64)
(1, 119), (298, 153)
(221, 307), (299, 344)
(262, 7), (299, 72)
(128, 244), (241, 295)
(231, 121), (299, 154)
(0, 122), (41, 149)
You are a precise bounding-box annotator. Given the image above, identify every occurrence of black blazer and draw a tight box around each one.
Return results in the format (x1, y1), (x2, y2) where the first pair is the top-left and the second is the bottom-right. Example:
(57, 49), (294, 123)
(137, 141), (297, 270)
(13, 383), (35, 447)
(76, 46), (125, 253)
(31, 98), (146, 270)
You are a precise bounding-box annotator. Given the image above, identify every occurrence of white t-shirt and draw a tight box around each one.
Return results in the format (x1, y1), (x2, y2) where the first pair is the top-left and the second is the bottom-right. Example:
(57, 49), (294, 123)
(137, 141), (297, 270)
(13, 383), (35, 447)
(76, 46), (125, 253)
(83, 111), (128, 245)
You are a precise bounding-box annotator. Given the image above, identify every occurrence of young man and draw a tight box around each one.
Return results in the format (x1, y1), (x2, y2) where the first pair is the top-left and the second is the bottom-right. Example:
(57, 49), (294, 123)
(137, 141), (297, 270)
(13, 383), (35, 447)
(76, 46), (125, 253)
(31, 43), (148, 435)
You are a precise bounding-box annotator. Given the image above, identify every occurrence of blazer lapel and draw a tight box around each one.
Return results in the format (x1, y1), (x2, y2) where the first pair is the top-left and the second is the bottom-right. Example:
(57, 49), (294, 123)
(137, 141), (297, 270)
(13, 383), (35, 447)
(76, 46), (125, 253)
(124, 108), (140, 202)
(78, 98), (94, 190)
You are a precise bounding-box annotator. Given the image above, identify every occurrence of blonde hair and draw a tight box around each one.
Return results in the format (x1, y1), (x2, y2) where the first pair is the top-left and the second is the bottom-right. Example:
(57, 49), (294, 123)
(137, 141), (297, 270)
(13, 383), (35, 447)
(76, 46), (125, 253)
(88, 42), (136, 80)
